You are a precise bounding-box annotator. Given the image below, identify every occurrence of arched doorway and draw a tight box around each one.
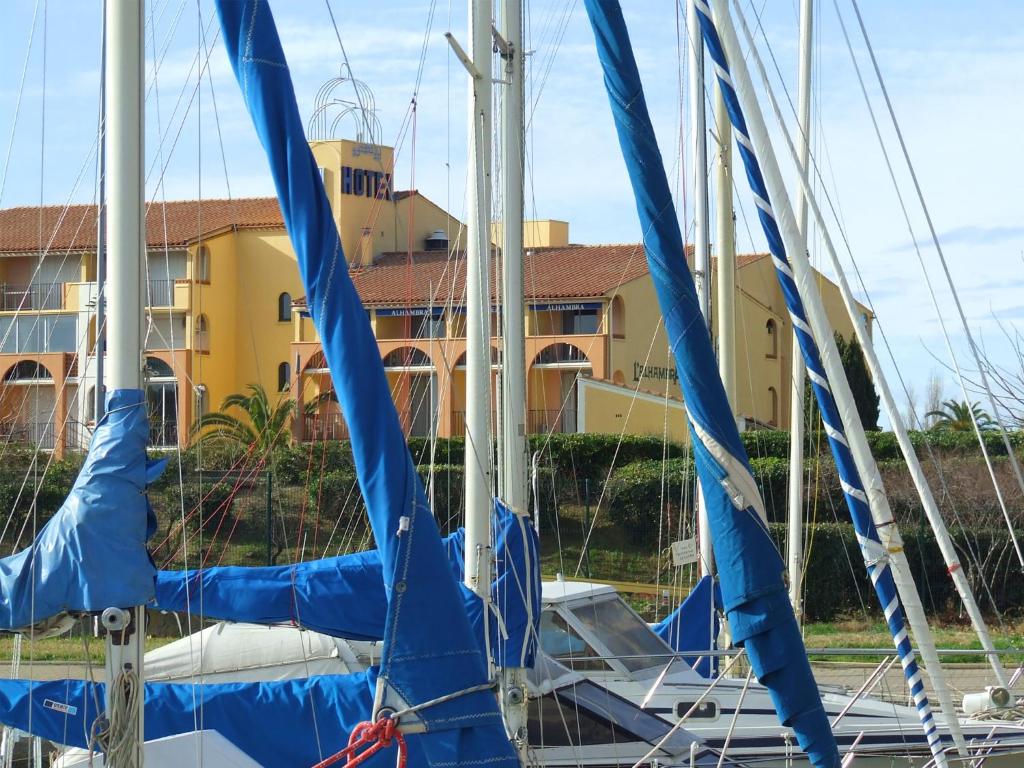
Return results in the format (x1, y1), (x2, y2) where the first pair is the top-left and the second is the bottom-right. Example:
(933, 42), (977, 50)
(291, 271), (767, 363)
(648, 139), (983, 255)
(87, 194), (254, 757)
(145, 356), (178, 447)
(529, 343), (592, 434)
(382, 347), (435, 438)
(1, 361), (56, 449)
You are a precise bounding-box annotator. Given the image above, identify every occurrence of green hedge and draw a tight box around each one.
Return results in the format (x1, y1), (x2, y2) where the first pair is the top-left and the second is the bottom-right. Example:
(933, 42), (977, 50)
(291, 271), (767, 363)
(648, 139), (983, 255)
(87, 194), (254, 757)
(763, 523), (1024, 622)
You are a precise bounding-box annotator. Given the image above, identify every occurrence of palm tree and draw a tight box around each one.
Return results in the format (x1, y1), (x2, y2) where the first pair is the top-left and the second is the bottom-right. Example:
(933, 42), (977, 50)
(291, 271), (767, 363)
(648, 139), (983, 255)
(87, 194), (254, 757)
(925, 399), (996, 432)
(192, 383), (295, 457)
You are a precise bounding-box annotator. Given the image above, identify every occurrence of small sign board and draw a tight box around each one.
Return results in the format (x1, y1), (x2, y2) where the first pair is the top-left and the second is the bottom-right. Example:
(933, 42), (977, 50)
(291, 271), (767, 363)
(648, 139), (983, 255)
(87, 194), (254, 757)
(671, 537), (698, 567)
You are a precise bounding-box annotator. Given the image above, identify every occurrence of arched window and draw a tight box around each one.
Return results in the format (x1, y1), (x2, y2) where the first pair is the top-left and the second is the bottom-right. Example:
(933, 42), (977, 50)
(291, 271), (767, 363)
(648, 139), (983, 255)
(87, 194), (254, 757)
(610, 296), (626, 339)
(195, 314), (209, 352)
(768, 386), (779, 427)
(382, 347), (432, 369)
(3, 361), (52, 382)
(765, 319), (778, 359)
(277, 361), (291, 393)
(278, 292), (292, 322)
(196, 245), (210, 282)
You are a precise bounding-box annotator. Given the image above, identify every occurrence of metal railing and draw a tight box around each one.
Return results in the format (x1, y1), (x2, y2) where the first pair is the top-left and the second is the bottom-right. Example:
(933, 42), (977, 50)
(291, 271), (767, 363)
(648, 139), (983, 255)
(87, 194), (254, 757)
(0, 282), (64, 311)
(303, 412), (350, 442)
(528, 409), (577, 434)
(149, 419), (178, 448)
(147, 279), (175, 308)
(0, 420), (57, 450)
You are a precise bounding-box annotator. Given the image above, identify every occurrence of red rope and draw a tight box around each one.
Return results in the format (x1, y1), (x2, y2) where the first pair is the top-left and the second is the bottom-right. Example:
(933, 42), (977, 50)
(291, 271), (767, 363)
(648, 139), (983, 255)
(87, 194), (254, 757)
(311, 718), (407, 768)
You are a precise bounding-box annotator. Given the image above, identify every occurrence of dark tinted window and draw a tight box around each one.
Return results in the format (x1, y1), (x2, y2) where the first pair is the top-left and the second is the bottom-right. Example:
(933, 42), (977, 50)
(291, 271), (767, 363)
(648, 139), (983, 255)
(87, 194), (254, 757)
(528, 693), (639, 747)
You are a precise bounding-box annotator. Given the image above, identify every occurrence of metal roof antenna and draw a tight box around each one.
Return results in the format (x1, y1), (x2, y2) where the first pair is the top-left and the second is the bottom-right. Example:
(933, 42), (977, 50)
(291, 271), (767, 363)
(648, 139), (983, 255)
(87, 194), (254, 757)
(307, 69), (381, 144)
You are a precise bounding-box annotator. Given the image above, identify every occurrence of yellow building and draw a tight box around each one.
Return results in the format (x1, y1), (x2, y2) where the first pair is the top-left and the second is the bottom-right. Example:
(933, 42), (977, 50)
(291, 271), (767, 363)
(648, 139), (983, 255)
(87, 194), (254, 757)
(0, 138), (870, 454)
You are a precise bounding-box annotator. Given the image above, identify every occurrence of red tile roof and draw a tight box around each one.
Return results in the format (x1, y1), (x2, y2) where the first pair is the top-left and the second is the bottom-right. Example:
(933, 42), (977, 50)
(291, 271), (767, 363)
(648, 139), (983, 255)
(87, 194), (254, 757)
(343, 245), (768, 307)
(0, 197), (284, 253)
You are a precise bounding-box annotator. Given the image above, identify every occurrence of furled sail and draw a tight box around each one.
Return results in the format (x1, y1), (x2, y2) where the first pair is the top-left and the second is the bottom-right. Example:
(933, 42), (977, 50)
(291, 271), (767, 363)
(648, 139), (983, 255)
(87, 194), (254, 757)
(154, 500), (541, 667)
(582, 1), (839, 765)
(0, 389), (162, 633)
(652, 575), (721, 677)
(693, 0), (956, 762)
(211, 0), (517, 761)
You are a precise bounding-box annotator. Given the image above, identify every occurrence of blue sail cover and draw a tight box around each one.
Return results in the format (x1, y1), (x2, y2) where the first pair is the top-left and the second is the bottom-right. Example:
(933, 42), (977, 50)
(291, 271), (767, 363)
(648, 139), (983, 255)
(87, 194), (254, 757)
(582, 2), (839, 765)
(0, 674), (433, 767)
(653, 576), (721, 677)
(214, 1), (516, 764)
(0, 389), (160, 630)
(154, 500), (541, 667)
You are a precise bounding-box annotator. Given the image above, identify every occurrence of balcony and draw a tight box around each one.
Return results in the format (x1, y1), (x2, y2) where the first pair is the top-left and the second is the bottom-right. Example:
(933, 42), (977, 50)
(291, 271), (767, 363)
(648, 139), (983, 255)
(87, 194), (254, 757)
(0, 282), (65, 312)
(303, 412), (350, 442)
(147, 279), (190, 310)
(149, 419), (179, 449)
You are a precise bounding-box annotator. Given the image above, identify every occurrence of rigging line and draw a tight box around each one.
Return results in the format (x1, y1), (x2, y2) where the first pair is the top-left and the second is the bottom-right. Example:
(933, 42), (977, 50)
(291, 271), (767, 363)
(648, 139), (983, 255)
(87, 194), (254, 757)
(829, 0), (1024, 568)
(0, 0), (42, 208)
(844, 0), (1024, 505)
(150, 0), (201, 731)
(525, 0), (577, 132)
(742, 2), (997, 604)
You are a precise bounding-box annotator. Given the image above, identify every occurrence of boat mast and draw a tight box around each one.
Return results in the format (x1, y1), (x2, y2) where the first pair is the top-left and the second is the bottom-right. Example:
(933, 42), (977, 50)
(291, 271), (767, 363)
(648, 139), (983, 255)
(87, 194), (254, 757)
(498, 0), (526, 522)
(743, 11), (1009, 690)
(786, 0), (813, 621)
(103, 0), (145, 762)
(95, 2), (107, 423)
(462, 0), (494, 600)
(687, 0), (713, 577)
(714, 93), (735, 412)
(497, 0), (530, 754)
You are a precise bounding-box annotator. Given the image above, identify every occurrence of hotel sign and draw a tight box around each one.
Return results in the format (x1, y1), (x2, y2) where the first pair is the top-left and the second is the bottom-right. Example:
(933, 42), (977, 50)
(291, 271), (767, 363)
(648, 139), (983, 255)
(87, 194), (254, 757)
(529, 302), (601, 312)
(341, 166), (393, 201)
(633, 361), (678, 384)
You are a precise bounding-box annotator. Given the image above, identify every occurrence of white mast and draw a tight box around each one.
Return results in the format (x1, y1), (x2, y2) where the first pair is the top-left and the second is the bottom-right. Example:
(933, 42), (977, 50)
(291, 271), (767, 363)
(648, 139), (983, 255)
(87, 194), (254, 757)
(498, 0), (526, 518)
(104, 0), (145, 763)
(714, 92), (735, 410)
(716, 4), (968, 753)
(740, 8), (1009, 689)
(688, 0), (713, 577)
(786, 0), (813, 621)
(496, 1), (530, 754)
(462, 0), (494, 600)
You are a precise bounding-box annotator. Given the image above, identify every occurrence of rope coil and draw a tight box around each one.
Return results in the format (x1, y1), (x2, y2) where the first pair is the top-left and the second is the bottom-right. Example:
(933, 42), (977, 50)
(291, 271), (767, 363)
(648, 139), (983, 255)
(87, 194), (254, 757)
(312, 716), (407, 768)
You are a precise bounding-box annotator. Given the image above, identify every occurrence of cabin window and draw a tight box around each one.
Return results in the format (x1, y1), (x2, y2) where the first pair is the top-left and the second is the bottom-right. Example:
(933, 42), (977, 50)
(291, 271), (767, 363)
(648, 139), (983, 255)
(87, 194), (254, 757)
(278, 292), (292, 323)
(528, 693), (641, 747)
(766, 318), (778, 358)
(675, 700), (719, 719)
(569, 597), (670, 672)
(539, 611), (611, 671)
(278, 362), (291, 393)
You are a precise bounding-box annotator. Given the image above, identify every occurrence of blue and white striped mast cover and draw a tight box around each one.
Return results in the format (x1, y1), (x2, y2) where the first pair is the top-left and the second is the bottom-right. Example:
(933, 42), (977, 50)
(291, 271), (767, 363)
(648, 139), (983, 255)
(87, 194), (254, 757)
(692, 0), (947, 761)
(582, 2), (838, 765)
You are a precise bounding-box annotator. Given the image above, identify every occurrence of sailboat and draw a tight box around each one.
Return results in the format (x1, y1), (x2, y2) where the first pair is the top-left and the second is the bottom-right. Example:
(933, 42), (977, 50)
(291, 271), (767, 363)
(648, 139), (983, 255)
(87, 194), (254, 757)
(0, 1), (1020, 767)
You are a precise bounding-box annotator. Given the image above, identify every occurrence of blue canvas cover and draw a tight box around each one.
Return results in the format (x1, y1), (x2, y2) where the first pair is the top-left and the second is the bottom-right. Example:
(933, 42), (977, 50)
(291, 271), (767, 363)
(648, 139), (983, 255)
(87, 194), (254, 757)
(0, 674), (428, 767)
(214, 1), (517, 764)
(154, 500), (541, 667)
(653, 576), (721, 677)
(582, 1), (839, 765)
(0, 389), (161, 630)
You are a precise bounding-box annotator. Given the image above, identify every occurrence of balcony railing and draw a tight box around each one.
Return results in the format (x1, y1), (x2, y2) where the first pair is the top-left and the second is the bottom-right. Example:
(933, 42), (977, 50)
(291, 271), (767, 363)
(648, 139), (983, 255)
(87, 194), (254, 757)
(147, 279), (175, 308)
(0, 282), (64, 311)
(0, 420), (57, 450)
(149, 419), (178, 448)
(304, 412), (350, 442)
(528, 409), (577, 435)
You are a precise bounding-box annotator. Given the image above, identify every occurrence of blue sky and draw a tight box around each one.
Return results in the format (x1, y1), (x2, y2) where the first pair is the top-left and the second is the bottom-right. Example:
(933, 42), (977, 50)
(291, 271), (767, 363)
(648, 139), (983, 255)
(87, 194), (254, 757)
(1, 0), (1022, 425)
